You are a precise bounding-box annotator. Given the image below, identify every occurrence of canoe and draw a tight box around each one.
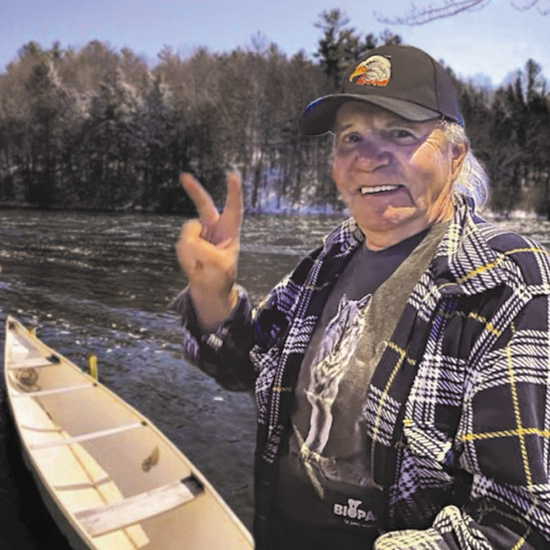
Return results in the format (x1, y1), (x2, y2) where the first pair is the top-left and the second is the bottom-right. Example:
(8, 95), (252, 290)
(3, 315), (254, 549)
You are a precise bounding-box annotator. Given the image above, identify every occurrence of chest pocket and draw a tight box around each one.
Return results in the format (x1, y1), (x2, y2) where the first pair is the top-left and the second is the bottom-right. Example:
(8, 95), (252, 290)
(402, 420), (456, 487)
(386, 418), (466, 527)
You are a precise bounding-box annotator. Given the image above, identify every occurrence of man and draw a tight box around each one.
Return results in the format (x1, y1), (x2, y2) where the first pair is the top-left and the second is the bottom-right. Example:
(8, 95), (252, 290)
(173, 45), (550, 549)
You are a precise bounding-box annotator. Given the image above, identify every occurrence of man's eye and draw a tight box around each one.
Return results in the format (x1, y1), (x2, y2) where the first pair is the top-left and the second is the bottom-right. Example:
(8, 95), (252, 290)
(342, 132), (362, 144)
(388, 129), (417, 142)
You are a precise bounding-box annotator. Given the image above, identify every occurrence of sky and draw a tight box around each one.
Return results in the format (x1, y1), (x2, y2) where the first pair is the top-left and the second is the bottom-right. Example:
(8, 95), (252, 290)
(1, 0), (549, 87)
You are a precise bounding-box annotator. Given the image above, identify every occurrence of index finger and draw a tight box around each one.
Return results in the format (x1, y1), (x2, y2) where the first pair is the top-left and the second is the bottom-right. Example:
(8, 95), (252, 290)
(180, 173), (219, 226)
(220, 171), (244, 232)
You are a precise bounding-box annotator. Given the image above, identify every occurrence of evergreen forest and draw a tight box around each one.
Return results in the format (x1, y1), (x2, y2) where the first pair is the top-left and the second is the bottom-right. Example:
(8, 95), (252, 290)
(0, 10), (548, 217)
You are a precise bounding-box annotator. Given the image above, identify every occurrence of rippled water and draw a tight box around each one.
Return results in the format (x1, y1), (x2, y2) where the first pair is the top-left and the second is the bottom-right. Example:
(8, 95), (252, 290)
(1, 208), (550, 547)
(0, 208), (344, 547)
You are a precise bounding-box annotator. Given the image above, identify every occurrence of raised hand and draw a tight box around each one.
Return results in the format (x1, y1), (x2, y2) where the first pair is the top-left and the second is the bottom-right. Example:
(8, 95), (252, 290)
(176, 172), (243, 330)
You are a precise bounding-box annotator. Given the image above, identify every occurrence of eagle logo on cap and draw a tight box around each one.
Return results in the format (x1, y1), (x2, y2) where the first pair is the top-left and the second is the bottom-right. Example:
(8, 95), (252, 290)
(349, 55), (391, 87)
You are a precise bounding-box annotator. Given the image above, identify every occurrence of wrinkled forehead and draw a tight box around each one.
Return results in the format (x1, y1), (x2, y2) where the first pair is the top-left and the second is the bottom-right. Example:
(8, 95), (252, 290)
(334, 100), (438, 133)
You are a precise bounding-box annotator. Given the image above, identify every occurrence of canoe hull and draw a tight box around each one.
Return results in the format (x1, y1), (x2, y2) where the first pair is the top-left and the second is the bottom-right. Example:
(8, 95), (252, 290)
(4, 316), (254, 549)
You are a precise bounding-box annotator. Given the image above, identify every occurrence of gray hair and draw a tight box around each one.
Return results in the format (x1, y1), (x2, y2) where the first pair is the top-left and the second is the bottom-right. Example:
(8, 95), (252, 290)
(441, 121), (489, 209)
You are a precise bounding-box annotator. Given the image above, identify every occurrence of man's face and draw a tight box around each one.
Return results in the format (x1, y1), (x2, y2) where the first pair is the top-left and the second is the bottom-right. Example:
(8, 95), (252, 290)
(332, 101), (466, 250)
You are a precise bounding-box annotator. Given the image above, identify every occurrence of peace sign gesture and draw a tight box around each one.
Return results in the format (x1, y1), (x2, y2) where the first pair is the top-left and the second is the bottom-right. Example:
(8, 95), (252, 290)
(176, 172), (243, 330)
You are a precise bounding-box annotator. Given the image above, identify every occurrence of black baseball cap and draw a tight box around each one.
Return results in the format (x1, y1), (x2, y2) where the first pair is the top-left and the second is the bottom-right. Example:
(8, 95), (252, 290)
(300, 44), (464, 135)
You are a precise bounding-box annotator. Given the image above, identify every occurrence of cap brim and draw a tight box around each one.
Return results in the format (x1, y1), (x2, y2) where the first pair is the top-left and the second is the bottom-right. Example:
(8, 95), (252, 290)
(300, 94), (441, 136)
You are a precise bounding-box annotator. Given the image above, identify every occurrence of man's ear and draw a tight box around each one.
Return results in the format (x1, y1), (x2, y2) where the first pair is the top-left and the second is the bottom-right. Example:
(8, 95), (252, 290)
(450, 141), (468, 181)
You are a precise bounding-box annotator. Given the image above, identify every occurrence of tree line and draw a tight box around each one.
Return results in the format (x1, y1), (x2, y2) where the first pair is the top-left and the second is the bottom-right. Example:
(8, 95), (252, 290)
(0, 9), (548, 217)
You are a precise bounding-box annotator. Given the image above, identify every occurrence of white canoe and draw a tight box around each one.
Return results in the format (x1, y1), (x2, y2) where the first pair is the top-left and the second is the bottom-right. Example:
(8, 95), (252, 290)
(3, 316), (254, 549)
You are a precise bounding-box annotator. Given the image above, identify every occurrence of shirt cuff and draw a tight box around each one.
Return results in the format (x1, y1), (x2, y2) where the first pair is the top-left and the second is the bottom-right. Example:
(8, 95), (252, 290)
(169, 285), (250, 344)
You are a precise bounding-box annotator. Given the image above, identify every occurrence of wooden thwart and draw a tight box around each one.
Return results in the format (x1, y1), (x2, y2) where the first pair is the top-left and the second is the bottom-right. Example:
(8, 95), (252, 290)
(12, 383), (94, 398)
(9, 357), (57, 369)
(74, 476), (204, 537)
(29, 422), (144, 450)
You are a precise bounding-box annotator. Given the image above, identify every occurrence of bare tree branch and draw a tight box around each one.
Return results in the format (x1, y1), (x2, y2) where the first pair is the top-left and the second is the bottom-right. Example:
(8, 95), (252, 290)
(511, 0), (538, 11)
(375, 0), (489, 24)
(376, 0), (548, 24)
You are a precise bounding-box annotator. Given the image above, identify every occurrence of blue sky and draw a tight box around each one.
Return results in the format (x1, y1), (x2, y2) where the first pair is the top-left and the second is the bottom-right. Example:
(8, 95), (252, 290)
(1, 0), (549, 87)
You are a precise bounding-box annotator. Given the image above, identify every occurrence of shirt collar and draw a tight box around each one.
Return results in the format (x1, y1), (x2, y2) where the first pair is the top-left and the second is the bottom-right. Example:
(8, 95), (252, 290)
(322, 195), (510, 296)
(430, 195), (510, 295)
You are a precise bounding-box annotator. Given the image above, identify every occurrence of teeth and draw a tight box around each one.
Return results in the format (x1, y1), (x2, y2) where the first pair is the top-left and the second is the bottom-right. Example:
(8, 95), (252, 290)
(360, 185), (401, 195)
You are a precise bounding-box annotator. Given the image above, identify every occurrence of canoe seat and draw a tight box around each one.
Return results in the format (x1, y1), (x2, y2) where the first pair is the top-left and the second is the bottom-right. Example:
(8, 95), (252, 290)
(9, 356), (59, 369)
(12, 383), (95, 398)
(74, 475), (204, 538)
(29, 421), (144, 450)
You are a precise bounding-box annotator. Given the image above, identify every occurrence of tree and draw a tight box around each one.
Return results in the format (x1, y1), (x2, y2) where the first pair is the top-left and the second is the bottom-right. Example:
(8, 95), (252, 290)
(485, 90), (524, 216)
(134, 74), (176, 210)
(482, 59), (550, 217)
(377, 0), (549, 24)
(20, 60), (82, 206)
(314, 9), (401, 90)
(81, 67), (141, 206)
(314, 9), (355, 89)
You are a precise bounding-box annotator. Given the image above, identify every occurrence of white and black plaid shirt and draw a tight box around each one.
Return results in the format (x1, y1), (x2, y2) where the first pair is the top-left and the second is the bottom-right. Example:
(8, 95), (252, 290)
(174, 195), (550, 549)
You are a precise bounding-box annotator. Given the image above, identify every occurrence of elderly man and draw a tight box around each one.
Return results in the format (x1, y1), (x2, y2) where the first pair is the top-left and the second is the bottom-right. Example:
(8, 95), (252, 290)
(173, 45), (550, 549)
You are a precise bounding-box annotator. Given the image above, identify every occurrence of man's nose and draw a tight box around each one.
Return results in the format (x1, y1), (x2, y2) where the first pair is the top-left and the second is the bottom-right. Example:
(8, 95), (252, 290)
(354, 138), (391, 171)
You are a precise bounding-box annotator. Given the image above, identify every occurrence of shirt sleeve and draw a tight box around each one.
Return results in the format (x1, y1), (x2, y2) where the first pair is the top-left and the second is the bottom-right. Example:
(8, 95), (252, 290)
(374, 293), (550, 549)
(169, 265), (301, 392)
(169, 284), (258, 391)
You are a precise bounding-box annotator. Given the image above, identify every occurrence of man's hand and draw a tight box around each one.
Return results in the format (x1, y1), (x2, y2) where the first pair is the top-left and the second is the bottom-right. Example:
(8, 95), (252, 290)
(176, 172), (243, 330)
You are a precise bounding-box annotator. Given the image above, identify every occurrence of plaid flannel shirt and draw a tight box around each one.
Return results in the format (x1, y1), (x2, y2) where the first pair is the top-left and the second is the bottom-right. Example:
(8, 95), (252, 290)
(174, 196), (550, 549)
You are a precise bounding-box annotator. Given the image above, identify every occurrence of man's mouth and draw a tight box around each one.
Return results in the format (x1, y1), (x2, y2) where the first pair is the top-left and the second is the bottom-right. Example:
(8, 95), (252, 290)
(359, 185), (403, 196)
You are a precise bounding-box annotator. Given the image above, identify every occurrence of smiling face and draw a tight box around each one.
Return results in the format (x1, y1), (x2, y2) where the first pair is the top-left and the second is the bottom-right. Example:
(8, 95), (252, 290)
(332, 101), (467, 250)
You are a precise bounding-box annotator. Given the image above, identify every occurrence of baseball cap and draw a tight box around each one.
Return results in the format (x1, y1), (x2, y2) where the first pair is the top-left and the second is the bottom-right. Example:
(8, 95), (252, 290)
(300, 44), (464, 135)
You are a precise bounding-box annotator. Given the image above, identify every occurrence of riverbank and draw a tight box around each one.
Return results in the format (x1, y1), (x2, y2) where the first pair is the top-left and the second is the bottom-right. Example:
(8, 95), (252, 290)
(0, 199), (344, 216)
(0, 199), (545, 220)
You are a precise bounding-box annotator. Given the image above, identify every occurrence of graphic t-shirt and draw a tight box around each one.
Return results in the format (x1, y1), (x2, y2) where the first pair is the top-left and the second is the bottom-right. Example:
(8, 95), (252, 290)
(275, 225), (446, 538)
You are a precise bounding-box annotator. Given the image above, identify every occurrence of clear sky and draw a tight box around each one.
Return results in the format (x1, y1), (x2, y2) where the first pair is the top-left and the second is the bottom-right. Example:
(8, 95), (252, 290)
(1, 0), (549, 87)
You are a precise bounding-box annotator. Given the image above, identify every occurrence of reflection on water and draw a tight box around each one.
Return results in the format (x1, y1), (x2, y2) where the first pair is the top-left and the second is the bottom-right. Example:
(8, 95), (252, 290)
(1, 207), (549, 547)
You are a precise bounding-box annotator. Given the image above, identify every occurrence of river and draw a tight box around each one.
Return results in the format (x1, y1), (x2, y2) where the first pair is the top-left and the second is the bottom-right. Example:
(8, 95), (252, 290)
(1, 207), (549, 548)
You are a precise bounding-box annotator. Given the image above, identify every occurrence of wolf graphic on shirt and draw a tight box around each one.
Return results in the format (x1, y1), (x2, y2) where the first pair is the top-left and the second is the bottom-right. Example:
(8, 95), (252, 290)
(303, 293), (371, 456)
